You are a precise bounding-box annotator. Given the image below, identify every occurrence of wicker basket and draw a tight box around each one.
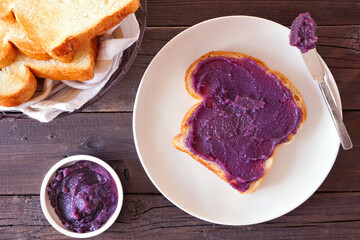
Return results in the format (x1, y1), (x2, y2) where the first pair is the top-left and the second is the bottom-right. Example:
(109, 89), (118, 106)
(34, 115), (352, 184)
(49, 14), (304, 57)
(0, 0), (147, 120)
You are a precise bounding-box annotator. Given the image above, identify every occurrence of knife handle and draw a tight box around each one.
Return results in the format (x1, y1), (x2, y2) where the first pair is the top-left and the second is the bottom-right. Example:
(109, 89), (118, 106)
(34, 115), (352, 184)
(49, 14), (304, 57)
(319, 81), (353, 150)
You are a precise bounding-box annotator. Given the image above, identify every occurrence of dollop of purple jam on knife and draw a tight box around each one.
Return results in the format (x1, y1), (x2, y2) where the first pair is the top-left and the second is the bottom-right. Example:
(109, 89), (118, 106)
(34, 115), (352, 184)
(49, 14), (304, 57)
(290, 12), (318, 53)
(185, 57), (303, 192)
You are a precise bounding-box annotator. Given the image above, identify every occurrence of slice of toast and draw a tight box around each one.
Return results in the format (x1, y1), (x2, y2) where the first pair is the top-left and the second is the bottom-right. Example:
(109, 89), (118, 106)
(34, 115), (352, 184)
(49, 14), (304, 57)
(10, 0), (139, 63)
(0, 10), (50, 68)
(173, 51), (307, 194)
(21, 38), (98, 81)
(0, 38), (98, 107)
(0, 60), (37, 107)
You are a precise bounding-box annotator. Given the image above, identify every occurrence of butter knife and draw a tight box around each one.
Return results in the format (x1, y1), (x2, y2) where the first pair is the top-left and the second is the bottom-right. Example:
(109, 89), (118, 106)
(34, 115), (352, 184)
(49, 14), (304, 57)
(302, 49), (353, 150)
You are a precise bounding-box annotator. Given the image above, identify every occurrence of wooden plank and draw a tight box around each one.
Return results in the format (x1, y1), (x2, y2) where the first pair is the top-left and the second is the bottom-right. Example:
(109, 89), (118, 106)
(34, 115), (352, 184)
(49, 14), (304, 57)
(0, 193), (359, 239)
(147, 0), (360, 27)
(84, 26), (360, 112)
(0, 112), (358, 195)
(317, 26), (360, 69)
(0, 113), (157, 195)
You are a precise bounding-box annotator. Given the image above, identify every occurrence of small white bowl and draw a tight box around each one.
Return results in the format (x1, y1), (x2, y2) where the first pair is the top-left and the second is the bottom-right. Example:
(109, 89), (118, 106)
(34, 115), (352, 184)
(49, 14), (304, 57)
(40, 155), (123, 238)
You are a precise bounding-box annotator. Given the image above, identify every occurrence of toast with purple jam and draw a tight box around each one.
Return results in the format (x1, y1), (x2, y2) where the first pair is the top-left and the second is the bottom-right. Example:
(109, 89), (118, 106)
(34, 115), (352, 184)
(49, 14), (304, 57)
(173, 51), (306, 194)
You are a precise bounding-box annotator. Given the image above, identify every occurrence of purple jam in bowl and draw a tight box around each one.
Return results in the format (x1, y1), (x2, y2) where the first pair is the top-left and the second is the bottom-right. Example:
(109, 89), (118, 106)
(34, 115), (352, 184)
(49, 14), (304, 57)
(47, 161), (118, 233)
(289, 12), (318, 53)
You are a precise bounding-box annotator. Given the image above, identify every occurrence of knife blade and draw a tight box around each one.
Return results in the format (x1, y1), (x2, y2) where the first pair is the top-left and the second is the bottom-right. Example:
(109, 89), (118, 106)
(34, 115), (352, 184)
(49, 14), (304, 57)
(301, 49), (353, 150)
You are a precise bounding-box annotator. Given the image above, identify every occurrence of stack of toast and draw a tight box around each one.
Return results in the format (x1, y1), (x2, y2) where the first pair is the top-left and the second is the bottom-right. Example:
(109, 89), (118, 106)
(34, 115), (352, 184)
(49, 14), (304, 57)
(0, 0), (139, 107)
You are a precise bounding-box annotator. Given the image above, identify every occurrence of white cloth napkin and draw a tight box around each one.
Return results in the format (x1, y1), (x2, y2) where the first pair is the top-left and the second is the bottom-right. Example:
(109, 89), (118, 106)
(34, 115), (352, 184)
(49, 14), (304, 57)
(0, 14), (140, 122)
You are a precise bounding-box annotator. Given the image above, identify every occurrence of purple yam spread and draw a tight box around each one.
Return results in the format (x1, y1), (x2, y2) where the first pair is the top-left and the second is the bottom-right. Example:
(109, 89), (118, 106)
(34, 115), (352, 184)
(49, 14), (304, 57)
(47, 161), (118, 233)
(185, 56), (303, 192)
(290, 12), (318, 53)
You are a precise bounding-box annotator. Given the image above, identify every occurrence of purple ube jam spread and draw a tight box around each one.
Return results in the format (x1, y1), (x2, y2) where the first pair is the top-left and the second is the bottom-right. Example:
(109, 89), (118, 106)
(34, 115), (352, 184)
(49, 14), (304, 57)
(185, 56), (303, 192)
(289, 12), (318, 53)
(47, 161), (118, 233)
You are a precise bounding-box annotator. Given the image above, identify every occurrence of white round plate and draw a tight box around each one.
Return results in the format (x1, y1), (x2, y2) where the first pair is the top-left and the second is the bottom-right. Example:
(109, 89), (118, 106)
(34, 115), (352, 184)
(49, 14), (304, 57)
(133, 16), (341, 225)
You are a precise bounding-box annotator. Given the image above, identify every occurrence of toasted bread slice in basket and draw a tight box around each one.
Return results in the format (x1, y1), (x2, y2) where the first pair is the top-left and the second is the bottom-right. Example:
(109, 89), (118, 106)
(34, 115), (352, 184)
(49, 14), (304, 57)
(10, 0), (139, 62)
(0, 38), (98, 107)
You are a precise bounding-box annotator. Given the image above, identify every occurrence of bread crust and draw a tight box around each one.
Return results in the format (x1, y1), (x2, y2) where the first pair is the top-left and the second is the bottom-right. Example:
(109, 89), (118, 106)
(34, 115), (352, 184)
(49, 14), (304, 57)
(11, 39), (51, 62)
(0, 41), (17, 68)
(0, 64), (37, 107)
(173, 51), (307, 194)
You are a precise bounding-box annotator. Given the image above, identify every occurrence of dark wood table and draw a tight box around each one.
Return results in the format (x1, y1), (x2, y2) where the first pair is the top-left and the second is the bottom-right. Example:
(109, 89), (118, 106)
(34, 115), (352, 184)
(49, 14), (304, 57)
(1, 1), (359, 239)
